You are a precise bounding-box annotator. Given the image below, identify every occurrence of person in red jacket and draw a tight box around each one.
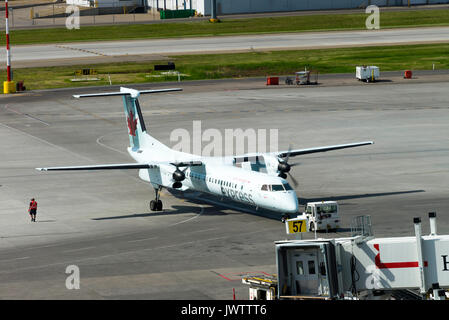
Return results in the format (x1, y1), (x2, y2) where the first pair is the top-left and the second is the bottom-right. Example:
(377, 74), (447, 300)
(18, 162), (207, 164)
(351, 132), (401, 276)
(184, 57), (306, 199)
(28, 198), (37, 222)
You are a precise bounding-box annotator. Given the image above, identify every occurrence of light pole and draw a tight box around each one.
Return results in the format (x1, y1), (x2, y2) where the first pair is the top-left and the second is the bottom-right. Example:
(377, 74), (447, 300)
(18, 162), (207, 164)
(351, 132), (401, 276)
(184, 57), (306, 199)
(4, 0), (15, 94)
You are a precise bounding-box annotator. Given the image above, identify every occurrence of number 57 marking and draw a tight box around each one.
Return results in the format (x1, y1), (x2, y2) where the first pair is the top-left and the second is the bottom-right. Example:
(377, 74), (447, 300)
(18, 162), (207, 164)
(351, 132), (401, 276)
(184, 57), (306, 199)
(292, 220), (305, 233)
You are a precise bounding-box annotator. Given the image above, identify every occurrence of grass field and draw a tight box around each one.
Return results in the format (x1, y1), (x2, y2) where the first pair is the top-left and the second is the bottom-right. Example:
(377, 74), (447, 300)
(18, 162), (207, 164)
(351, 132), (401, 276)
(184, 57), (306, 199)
(6, 9), (449, 45)
(4, 43), (449, 90)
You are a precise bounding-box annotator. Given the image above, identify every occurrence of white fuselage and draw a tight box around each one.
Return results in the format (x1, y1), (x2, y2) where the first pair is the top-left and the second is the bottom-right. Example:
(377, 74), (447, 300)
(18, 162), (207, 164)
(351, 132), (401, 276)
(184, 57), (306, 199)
(129, 141), (299, 214)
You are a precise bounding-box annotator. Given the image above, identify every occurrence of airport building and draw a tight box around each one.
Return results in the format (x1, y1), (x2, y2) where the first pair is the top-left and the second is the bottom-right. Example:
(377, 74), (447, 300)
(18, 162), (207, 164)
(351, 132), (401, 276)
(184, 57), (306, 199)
(66, 0), (449, 14)
(149, 0), (449, 16)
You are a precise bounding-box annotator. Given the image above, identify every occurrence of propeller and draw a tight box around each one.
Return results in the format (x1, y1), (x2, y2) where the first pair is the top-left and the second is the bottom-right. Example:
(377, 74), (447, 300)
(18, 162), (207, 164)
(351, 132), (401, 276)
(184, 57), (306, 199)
(278, 144), (300, 188)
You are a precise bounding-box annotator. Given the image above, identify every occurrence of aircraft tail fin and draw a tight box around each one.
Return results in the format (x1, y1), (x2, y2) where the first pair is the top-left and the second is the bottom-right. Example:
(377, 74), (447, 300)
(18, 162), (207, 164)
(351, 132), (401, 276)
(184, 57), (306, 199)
(74, 87), (182, 151)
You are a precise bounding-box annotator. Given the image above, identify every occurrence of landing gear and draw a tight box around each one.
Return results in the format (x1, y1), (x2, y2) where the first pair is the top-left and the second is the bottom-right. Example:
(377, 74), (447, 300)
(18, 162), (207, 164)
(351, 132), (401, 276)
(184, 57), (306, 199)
(150, 200), (162, 211)
(281, 213), (290, 223)
(150, 186), (163, 211)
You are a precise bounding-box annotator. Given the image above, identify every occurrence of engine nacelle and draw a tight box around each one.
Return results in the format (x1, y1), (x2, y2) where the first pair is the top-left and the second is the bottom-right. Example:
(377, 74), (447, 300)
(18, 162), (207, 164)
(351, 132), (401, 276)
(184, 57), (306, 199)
(172, 181), (182, 189)
(172, 170), (185, 182)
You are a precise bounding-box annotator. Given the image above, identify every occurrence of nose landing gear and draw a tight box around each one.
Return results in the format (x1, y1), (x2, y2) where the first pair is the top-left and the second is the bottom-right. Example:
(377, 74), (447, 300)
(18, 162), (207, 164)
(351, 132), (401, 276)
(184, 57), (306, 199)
(150, 186), (163, 211)
(281, 213), (290, 223)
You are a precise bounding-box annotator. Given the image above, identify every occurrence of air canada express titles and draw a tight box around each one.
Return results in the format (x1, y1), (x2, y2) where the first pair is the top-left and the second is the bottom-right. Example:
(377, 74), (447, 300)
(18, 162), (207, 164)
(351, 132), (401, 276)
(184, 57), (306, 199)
(220, 185), (255, 205)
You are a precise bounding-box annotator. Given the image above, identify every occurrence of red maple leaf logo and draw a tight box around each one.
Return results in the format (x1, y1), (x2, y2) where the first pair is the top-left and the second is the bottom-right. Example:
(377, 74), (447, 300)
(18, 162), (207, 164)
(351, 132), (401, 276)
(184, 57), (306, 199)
(127, 109), (138, 136)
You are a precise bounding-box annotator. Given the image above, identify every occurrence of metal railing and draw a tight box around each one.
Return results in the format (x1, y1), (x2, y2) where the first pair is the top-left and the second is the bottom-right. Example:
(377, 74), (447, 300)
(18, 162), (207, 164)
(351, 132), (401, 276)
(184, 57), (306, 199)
(351, 215), (373, 238)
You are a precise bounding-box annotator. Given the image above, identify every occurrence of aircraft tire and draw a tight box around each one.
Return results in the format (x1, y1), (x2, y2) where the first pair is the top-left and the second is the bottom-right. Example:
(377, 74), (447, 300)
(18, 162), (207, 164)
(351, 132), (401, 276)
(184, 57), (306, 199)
(150, 200), (157, 211)
(156, 200), (163, 211)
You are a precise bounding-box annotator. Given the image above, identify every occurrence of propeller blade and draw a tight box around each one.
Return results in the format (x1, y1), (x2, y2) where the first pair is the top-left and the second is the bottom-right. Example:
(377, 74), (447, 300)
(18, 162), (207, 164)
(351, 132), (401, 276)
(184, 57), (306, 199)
(290, 162), (301, 167)
(287, 172), (299, 188)
(284, 144), (293, 163)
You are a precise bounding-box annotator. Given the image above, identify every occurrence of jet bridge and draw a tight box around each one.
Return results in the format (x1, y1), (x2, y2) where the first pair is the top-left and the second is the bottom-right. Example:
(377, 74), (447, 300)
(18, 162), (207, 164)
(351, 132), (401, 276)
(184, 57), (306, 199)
(275, 212), (449, 300)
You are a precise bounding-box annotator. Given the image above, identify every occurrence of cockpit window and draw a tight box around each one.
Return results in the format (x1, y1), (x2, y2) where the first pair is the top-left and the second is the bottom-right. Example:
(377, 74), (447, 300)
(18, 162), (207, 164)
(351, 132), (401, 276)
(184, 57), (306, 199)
(271, 184), (285, 191)
(261, 184), (268, 191)
(283, 182), (293, 191)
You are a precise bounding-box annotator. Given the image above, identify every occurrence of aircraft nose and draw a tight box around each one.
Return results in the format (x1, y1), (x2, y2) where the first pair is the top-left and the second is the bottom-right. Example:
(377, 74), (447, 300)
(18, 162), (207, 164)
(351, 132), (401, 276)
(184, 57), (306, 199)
(283, 192), (299, 213)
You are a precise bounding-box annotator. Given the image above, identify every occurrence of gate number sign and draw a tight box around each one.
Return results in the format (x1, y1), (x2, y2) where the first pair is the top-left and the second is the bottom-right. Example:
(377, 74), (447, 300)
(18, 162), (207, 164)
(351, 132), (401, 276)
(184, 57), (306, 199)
(286, 218), (307, 234)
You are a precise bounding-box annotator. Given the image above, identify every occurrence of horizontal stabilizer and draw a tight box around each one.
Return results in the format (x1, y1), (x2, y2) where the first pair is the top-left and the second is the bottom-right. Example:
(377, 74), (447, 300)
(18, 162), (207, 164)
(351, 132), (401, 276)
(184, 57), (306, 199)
(73, 87), (182, 99)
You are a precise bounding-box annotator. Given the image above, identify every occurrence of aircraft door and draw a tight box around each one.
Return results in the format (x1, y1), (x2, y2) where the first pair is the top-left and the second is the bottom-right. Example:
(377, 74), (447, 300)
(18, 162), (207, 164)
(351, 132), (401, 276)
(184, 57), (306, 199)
(290, 250), (319, 296)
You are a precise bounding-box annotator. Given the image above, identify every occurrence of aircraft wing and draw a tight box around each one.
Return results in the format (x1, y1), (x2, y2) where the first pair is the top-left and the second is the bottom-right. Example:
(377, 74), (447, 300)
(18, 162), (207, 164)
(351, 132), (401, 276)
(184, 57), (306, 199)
(276, 141), (374, 158)
(36, 160), (203, 171)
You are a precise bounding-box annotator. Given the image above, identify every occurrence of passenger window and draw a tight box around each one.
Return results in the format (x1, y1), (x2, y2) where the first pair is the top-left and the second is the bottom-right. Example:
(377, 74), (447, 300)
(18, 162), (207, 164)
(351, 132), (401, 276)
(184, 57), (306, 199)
(308, 260), (316, 275)
(296, 261), (304, 275)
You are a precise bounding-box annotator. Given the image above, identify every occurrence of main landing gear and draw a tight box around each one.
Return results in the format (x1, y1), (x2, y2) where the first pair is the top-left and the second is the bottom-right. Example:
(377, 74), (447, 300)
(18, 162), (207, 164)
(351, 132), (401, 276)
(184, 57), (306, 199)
(150, 186), (163, 211)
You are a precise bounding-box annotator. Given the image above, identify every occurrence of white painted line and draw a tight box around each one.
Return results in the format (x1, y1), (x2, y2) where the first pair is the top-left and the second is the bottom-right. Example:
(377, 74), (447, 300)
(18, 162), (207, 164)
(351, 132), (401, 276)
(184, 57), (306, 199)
(96, 132), (128, 156)
(172, 205), (205, 226)
(0, 122), (94, 163)
(0, 256), (30, 263)
(63, 246), (96, 253)
(4, 104), (50, 126)
(0, 235), (229, 274)
(22, 243), (61, 251)
(127, 236), (159, 243)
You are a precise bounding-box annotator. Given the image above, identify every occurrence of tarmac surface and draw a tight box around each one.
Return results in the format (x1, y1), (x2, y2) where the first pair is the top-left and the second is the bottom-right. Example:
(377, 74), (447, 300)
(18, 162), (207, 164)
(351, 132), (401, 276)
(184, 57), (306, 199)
(4, 26), (449, 68)
(0, 78), (448, 299)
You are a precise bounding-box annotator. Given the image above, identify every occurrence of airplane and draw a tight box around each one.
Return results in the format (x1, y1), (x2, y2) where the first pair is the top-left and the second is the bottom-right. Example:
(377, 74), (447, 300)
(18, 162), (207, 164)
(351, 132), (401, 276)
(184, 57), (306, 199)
(36, 87), (373, 217)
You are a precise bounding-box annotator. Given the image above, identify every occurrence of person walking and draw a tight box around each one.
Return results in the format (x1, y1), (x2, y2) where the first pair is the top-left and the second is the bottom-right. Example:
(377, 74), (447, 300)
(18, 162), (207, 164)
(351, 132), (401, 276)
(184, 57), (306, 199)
(28, 198), (37, 222)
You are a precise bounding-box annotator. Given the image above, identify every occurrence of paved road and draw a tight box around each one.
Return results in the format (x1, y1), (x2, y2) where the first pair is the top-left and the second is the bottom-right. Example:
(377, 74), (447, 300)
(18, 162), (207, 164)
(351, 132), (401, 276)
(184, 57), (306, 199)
(0, 79), (448, 299)
(4, 26), (449, 67)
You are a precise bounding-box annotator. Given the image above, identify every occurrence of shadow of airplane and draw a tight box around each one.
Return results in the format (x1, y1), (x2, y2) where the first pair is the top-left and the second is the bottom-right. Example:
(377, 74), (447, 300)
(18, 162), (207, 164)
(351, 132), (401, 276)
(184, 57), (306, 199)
(92, 189), (425, 222)
(91, 204), (232, 221)
(92, 205), (201, 220)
